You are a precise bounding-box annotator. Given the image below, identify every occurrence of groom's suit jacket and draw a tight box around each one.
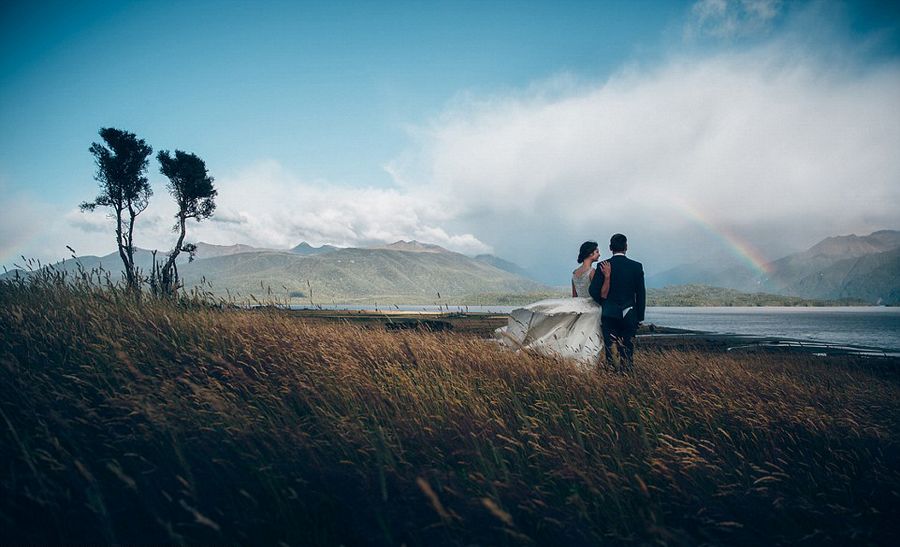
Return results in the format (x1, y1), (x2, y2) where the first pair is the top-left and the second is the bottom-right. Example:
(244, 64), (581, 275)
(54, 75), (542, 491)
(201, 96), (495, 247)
(589, 254), (646, 323)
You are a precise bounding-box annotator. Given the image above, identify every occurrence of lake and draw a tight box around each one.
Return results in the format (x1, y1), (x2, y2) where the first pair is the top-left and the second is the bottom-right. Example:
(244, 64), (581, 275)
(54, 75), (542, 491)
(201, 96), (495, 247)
(644, 306), (900, 353)
(290, 304), (900, 353)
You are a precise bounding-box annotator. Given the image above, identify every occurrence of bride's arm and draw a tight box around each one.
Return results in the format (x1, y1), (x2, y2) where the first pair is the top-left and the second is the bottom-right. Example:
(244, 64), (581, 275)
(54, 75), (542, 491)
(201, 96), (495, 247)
(571, 279), (577, 297)
(600, 261), (611, 299)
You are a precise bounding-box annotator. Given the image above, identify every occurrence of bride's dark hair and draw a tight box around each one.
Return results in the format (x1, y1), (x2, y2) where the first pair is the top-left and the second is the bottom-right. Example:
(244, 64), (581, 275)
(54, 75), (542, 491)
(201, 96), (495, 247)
(577, 241), (598, 263)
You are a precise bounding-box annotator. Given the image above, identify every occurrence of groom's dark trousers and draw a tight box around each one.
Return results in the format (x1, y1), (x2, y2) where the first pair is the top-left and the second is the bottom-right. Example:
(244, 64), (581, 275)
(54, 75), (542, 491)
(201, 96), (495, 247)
(589, 254), (646, 368)
(600, 313), (638, 367)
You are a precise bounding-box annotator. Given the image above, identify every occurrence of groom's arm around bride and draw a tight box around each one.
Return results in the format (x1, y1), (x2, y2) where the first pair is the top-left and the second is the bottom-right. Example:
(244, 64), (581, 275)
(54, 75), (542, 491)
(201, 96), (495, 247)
(588, 239), (645, 324)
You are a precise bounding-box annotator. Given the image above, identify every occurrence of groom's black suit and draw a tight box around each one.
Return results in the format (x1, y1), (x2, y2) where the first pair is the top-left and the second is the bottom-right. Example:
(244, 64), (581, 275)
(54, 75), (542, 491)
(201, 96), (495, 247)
(589, 254), (646, 368)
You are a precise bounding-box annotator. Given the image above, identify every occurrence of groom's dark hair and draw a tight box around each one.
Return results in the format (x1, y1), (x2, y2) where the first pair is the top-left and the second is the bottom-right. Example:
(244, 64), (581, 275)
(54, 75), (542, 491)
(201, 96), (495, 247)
(610, 233), (627, 253)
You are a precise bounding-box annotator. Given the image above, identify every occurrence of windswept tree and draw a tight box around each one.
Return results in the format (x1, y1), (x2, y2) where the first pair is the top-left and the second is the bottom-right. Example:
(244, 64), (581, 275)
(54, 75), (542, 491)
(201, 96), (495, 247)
(156, 149), (217, 295)
(80, 128), (153, 291)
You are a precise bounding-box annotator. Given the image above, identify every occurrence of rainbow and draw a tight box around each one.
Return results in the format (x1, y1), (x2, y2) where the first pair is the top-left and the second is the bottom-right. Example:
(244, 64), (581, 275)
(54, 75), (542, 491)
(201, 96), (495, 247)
(673, 198), (772, 276)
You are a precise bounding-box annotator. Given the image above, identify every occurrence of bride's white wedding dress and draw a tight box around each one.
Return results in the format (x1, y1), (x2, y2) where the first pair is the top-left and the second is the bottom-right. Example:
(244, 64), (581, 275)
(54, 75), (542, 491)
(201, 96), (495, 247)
(494, 269), (603, 363)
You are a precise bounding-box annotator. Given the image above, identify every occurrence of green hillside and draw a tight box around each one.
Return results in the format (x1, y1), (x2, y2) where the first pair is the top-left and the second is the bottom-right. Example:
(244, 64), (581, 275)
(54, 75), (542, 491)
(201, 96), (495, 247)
(789, 247), (900, 304)
(1, 245), (549, 304)
(177, 247), (548, 304)
(648, 230), (900, 304)
(647, 284), (866, 307)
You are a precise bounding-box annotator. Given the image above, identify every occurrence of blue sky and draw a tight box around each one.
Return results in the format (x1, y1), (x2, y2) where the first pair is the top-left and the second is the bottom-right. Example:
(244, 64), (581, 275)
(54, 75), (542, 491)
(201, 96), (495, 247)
(2, 0), (899, 282)
(1, 1), (686, 196)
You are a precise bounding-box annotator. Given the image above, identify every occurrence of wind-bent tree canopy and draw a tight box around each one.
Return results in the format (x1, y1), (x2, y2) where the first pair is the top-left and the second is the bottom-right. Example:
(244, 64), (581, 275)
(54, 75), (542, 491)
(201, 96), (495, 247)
(156, 149), (217, 295)
(80, 128), (153, 291)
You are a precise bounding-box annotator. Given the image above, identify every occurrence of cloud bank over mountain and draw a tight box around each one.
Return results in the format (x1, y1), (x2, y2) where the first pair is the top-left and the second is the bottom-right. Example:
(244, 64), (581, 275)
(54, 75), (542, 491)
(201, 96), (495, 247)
(388, 24), (900, 278)
(62, 160), (493, 260)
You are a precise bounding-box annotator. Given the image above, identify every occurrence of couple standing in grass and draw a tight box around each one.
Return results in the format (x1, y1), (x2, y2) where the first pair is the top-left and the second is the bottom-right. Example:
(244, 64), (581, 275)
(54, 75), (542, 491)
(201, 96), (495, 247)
(573, 234), (646, 371)
(496, 233), (645, 369)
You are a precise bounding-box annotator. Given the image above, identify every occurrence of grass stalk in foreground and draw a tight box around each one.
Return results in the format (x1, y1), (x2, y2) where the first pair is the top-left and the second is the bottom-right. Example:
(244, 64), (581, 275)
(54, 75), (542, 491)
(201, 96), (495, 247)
(1, 273), (898, 545)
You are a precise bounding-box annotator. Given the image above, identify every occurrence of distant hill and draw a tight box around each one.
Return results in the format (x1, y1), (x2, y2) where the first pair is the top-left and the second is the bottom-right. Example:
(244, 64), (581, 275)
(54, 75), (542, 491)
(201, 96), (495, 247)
(0, 245), (261, 282)
(648, 230), (900, 304)
(760, 230), (900, 293)
(3, 243), (549, 303)
(177, 246), (547, 303)
(370, 240), (449, 253)
(647, 262), (759, 291)
(194, 242), (272, 259)
(473, 254), (535, 280)
(1, 250), (158, 281)
(788, 247), (900, 304)
(291, 242), (340, 256)
(799, 230), (900, 259)
(647, 284), (865, 307)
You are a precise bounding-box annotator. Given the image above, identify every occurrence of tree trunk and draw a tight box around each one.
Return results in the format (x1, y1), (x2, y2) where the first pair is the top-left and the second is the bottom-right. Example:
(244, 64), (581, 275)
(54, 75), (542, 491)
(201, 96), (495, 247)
(125, 203), (138, 291)
(161, 214), (187, 296)
(114, 205), (136, 291)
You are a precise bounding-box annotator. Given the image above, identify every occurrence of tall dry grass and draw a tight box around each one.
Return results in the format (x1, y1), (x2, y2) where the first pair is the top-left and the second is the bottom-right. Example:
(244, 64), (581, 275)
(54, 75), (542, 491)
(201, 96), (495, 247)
(1, 270), (898, 545)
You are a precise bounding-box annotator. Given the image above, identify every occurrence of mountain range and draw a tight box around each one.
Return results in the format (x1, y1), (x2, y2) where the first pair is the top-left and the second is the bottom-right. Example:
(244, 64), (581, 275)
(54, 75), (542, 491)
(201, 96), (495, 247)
(3, 240), (548, 304)
(5, 231), (897, 305)
(648, 230), (900, 304)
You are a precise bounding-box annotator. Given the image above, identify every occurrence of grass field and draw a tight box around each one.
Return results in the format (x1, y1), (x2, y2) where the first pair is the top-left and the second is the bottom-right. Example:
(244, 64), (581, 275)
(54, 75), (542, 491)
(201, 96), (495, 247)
(1, 273), (898, 545)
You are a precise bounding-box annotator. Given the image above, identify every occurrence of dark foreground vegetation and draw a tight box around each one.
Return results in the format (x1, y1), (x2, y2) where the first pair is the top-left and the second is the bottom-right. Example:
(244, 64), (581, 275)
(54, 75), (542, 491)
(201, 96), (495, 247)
(1, 273), (898, 545)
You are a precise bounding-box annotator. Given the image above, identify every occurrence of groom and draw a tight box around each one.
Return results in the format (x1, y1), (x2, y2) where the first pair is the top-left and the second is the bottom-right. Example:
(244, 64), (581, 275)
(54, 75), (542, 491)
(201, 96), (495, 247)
(589, 233), (646, 371)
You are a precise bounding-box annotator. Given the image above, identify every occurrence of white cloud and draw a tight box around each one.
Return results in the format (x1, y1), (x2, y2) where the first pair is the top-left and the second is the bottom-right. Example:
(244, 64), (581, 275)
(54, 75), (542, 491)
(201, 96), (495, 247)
(0, 188), (52, 267)
(189, 160), (491, 255)
(687, 0), (783, 40)
(15, 159), (492, 266)
(390, 44), (900, 276)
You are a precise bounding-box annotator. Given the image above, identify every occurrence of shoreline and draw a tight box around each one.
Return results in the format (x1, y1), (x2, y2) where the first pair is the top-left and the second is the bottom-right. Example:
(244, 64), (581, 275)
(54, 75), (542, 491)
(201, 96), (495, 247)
(283, 300), (894, 308)
(284, 308), (900, 361)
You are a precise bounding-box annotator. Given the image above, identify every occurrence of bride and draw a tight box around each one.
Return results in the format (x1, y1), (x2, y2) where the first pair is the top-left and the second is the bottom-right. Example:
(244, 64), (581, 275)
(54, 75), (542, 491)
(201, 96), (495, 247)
(496, 241), (610, 363)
